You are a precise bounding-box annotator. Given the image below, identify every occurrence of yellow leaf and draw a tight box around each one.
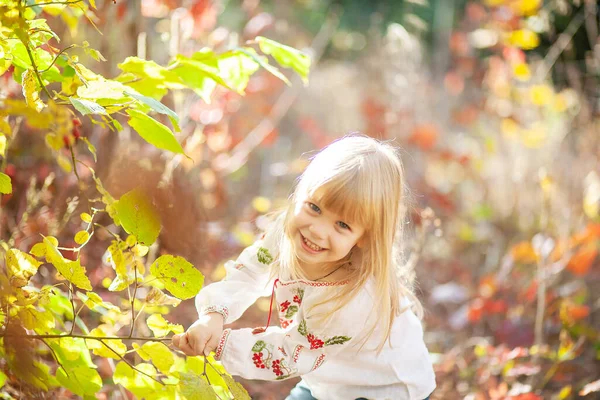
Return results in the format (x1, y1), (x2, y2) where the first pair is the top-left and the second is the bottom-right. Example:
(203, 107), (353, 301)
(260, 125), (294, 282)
(21, 69), (45, 112)
(509, 29), (540, 50)
(511, 241), (539, 263)
(57, 154), (72, 173)
(521, 123), (546, 148)
(0, 134), (6, 158)
(0, 118), (11, 136)
(86, 327), (127, 360)
(511, 0), (542, 16)
(513, 62), (531, 81)
(530, 84), (553, 106)
(146, 314), (183, 337)
(80, 212), (92, 223)
(6, 248), (42, 288)
(139, 342), (174, 374)
(252, 196), (271, 213)
(501, 118), (520, 138)
(559, 385), (572, 399)
(74, 230), (90, 245)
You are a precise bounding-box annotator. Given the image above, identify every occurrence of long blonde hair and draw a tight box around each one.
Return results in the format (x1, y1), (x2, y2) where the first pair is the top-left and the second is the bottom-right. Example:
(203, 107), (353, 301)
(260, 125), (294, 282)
(268, 133), (422, 351)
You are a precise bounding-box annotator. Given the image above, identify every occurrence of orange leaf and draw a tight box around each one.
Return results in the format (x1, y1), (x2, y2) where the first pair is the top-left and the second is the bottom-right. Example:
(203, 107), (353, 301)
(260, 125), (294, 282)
(566, 245), (597, 276)
(409, 124), (439, 151)
(560, 302), (590, 324)
(511, 241), (538, 264)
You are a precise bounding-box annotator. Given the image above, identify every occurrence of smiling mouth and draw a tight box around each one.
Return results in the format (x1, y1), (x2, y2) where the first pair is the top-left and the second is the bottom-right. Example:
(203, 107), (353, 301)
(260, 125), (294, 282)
(301, 234), (325, 252)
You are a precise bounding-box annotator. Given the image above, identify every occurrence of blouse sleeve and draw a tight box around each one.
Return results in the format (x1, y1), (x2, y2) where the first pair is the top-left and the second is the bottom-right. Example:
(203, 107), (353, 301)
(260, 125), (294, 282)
(213, 288), (372, 381)
(194, 227), (279, 324)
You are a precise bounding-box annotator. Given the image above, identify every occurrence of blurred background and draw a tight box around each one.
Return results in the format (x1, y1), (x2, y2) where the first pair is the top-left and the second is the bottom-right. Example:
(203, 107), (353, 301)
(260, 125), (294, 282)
(2, 0), (599, 399)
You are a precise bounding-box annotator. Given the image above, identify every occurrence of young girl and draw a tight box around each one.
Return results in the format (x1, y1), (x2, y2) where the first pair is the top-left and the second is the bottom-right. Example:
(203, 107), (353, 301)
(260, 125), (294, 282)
(173, 134), (436, 400)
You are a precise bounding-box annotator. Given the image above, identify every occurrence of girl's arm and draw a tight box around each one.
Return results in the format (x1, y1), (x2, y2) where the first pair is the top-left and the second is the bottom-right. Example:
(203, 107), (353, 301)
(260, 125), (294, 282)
(194, 228), (279, 324)
(212, 288), (373, 381)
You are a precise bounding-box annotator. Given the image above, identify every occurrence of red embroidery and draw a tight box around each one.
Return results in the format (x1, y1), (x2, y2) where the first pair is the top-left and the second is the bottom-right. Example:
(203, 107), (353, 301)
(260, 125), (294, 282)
(311, 354), (326, 371)
(272, 359), (284, 376)
(280, 300), (291, 312)
(277, 279), (350, 287)
(307, 333), (324, 349)
(280, 319), (292, 329)
(292, 345), (304, 363)
(233, 262), (245, 270)
(214, 329), (231, 360)
(202, 305), (229, 322)
(253, 352), (266, 369)
(293, 295), (302, 304)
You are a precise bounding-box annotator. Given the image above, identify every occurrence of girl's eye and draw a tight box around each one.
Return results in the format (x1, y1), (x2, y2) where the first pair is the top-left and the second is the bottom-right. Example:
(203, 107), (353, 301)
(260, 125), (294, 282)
(337, 221), (351, 230)
(307, 202), (321, 213)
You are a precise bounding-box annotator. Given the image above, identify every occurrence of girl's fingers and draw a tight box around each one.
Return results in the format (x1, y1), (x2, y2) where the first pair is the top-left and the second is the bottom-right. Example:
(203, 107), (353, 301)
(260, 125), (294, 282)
(171, 334), (182, 348)
(204, 334), (221, 356)
(178, 333), (199, 356)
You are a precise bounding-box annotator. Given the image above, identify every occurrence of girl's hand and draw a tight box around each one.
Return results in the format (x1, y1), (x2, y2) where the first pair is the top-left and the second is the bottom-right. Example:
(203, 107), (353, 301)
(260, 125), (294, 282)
(172, 313), (225, 356)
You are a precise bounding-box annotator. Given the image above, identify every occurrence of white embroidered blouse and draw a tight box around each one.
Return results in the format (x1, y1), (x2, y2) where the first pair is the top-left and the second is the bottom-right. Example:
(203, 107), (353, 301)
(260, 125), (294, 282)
(195, 231), (436, 400)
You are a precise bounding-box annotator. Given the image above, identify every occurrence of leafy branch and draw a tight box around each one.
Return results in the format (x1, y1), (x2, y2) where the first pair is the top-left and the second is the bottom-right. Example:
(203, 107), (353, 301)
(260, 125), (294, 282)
(25, 0), (83, 7)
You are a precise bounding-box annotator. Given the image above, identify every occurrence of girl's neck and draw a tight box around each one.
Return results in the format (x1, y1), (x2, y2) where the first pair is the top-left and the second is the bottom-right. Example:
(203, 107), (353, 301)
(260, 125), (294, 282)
(298, 260), (351, 282)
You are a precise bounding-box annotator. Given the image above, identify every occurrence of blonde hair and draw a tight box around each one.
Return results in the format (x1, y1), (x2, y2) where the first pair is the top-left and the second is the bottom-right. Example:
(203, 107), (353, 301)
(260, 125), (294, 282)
(268, 133), (422, 351)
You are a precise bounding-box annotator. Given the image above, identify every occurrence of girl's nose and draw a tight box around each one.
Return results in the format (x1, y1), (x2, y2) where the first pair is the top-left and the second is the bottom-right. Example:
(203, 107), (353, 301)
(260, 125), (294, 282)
(308, 223), (326, 240)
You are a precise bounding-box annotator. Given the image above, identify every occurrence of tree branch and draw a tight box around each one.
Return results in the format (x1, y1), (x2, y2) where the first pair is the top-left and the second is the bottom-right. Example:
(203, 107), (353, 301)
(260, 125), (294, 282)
(25, 0), (83, 7)
(39, 45), (76, 73)
(98, 339), (164, 385)
(0, 333), (172, 342)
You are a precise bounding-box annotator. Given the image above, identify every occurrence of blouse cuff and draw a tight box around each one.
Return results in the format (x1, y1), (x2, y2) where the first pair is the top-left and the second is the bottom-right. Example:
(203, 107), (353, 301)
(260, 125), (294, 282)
(199, 305), (230, 324)
(214, 328), (232, 361)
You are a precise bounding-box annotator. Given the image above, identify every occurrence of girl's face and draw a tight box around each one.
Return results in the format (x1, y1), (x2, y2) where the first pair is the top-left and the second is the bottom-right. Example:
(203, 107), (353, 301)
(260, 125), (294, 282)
(289, 193), (365, 268)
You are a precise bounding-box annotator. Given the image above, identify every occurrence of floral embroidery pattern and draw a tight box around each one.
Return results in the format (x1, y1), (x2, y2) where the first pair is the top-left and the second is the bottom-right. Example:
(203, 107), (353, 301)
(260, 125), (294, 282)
(278, 287), (304, 322)
(292, 345), (304, 363)
(201, 305), (229, 323)
(312, 354), (326, 371)
(251, 340), (296, 380)
(280, 319), (293, 329)
(257, 247), (273, 264)
(214, 329), (231, 360)
(297, 319), (351, 349)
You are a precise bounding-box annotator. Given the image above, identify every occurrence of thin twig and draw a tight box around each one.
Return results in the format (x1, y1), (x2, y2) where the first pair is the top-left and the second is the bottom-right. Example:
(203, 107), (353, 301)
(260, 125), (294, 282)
(25, 0), (83, 7)
(535, 10), (585, 82)
(69, 145), (81, 182)
(22, 38), (52, 99)
(39, 45), (76, 73)
(0, 333), (172, 342)
(68, 283), (77, 335)
(39, 338), (70, 377)
(129, 264), (139, 337)
(98, 339), (164, 385)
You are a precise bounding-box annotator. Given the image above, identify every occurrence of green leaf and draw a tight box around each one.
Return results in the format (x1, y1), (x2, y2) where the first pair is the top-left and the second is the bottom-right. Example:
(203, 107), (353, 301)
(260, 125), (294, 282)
(257, 247), (273, 264)
(0, 370), (7, 389)
(324, 335), (351, 346)
(222, 374), (251, 400)
(81, 137), (97, 161)
(76, 79), (130, 101)
(18, 306), (55, 333)
(298, 319), (308, 336)
(114, 187), (161, 246)
(251, 340), (266, 353)
(74, 230), (90, 245)
(285, 305), (298, 319)
(70, 97), (108, 115)
(216, 50), (260, 94)
(238, 47), (290, 85)
(77, 291), (120, 312)
(256, 36), (311, 84)
(149, 255), (203, 300)
(0, 172), (11, 194)
(125, 90), (179, 123)
(6, 248), (42, 288)
(118, 56), (184, 90)
(146, 313), (183, 337)
(126, 109), (185, 154)
(43, 237), (92, 291)
(56, 366), (102, 397)
(138, 342), (174, 374)
(113, 362), (161, 399)
(178, 372), (218, 400)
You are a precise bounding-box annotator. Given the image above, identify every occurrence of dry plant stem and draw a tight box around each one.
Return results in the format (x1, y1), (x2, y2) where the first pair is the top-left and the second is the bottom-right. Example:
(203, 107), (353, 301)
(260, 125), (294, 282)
(129, 266), (138, 337)
(535, 10), (585, 82)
